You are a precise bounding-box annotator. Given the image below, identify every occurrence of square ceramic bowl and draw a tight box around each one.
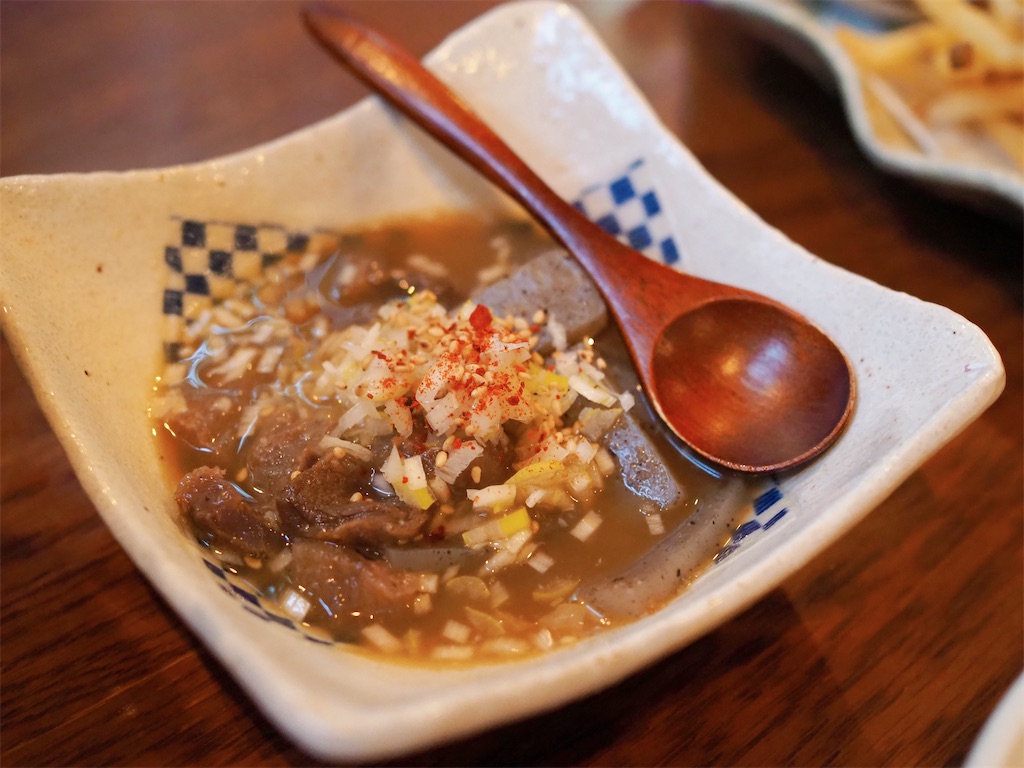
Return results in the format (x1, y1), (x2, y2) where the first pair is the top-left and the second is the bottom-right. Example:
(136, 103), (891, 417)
(0, 1), (1004, 761)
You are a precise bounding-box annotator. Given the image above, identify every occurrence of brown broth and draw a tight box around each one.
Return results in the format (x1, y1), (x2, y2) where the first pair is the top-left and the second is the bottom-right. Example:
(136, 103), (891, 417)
(155, 212), (743, 662)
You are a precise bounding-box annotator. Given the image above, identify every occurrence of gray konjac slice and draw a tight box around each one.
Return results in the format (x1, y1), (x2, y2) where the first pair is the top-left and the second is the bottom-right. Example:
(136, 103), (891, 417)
(473, 248), (608, 355)
(574, 478), (746, 620)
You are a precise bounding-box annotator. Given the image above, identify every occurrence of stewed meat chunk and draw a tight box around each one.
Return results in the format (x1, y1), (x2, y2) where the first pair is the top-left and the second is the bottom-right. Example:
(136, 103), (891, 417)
(288, 540), (424, 628)
(175, 466), (284, 557)
(246, 407), (333, 499)
(279, 450), (430, 548)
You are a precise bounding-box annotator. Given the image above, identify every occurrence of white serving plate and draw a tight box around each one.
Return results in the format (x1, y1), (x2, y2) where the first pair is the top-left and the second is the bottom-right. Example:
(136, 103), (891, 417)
(0, 1), (1005, 760)
(965, 672), (1024, 768)
(706, 0), (1024, 217)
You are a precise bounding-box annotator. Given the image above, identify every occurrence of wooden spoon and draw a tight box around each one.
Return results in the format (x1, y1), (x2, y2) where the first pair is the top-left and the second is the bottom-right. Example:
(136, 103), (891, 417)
(302, 6), (855, 474)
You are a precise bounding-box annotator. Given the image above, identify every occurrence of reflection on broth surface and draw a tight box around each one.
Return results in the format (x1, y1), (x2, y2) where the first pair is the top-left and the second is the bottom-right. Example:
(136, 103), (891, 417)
(153, 213), (749, 662)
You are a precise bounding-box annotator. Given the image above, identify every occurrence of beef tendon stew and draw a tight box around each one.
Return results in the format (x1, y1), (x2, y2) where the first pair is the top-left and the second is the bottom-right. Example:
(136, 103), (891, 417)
(152, 214), (750, 663)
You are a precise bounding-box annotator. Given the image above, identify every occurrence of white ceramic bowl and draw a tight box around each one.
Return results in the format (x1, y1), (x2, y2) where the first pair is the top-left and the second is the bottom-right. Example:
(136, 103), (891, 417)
(965, 672), (1024, 768)
(0, 1), (1005, 760)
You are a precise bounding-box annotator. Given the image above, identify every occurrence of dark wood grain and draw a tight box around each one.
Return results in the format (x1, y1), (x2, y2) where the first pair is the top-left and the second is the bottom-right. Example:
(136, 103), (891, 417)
(2, 2), (1021, 766)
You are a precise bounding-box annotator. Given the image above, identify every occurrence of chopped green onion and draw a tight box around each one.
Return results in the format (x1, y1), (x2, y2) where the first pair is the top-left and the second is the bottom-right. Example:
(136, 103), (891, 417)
(568, 374), (617, 407)
(462, 507), (531, 547)
(467, 483), (516, 512)
(507, 459), (566, 485)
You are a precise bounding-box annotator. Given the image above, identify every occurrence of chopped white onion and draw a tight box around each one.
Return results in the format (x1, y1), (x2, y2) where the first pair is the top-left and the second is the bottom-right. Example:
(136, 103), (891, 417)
(361, 624), (402, 653)
(533, 628), (555, 650)
(524, 489), (545, 508)
(617, 389), (636, 412)
(382, 398), (413, 437)
(418, 573), (440, 594)
(413, 593), (433, 615)
(280, 588), (311, 622)
(548, 314), (567, 351)
(528, 550), (555, 574)
(256, 345), (284, 374)
(432, 644), (474, 660)
(467, 484), (516, 512)
(442, 620), (472, 644)
(434, 441), (482, 484)
(317, 435), (373, 462)
(568, 374), (617, 407)
(209, 347), (259, 381)
(489, 580), (510, 608)
(333, 403), (366, 436)
(570, 511), (603, 541)
(645, 513), (666, 536)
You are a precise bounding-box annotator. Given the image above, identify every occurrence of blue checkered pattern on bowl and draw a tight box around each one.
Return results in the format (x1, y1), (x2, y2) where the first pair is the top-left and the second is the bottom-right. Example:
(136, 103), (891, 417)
(161, 159), (683, 356)
(575, 159), (681, 266)
(202, 559), (335, 644)
(715, 484), (788, 564)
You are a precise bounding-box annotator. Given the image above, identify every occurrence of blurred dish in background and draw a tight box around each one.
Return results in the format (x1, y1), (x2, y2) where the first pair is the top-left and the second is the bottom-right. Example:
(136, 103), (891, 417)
(706, 0), (1024, 217)
(834, 0), (1023, 176)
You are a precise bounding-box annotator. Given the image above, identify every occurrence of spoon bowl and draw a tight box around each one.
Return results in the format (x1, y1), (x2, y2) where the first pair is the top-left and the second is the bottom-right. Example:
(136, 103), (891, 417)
(303, 5), (855, 473)
(652, 300), (854, 471)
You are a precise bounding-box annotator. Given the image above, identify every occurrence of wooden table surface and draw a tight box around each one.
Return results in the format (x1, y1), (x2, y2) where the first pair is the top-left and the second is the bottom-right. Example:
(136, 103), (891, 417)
(2, 2), (1021, 765)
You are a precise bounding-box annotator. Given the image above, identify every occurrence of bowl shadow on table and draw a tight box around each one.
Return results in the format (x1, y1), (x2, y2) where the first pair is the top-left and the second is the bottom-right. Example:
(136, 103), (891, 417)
(143, 435), (1014, 768)
(392, 442), (1019, 768)
(382, 590), (877, 768)
(29, 562), (867, 767)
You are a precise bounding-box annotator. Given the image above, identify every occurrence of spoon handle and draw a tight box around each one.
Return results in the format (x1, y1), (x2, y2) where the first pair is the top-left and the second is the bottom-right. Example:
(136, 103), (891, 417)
(302, 5), (655, 316)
